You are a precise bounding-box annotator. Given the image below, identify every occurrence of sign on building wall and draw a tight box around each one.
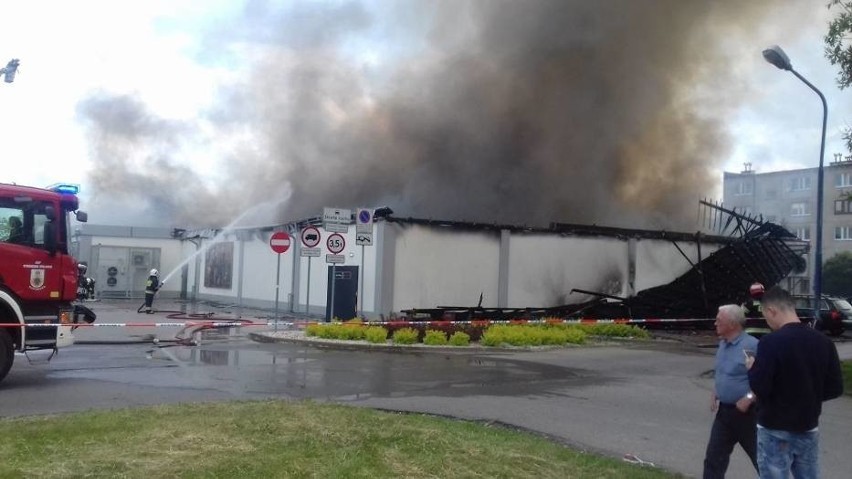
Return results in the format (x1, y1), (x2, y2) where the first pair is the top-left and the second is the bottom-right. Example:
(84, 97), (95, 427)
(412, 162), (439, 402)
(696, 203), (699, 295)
(204, 241), (234, 289)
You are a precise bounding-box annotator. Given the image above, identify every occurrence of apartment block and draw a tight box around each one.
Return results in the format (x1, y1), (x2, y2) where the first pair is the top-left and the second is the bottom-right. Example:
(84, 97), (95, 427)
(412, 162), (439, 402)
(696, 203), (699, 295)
(722, 155), (852, 294)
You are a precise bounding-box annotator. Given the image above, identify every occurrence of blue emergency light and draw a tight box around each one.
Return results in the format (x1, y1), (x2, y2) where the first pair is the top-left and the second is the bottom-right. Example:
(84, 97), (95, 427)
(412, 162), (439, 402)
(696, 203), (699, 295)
(46, 183), (80, 195)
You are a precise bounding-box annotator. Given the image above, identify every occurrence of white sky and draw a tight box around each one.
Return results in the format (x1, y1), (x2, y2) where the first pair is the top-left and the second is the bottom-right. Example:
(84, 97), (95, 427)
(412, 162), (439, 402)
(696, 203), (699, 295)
(0, 1), (236, 187)
(0, 1), (849, 216)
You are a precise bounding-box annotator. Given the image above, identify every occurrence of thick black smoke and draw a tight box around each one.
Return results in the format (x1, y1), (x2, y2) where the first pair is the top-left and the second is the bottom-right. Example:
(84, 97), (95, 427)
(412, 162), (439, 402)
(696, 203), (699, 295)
(77, 0), (818, 229)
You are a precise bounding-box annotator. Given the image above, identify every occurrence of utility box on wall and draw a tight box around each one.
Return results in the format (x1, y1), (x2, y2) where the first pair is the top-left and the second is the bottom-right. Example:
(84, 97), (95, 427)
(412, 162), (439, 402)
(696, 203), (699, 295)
(91, 245), (161, 298)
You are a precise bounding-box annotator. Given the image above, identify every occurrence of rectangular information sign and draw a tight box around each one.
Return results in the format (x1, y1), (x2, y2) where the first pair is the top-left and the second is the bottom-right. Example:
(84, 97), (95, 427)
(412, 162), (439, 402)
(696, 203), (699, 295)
(325, 254), (345, 264)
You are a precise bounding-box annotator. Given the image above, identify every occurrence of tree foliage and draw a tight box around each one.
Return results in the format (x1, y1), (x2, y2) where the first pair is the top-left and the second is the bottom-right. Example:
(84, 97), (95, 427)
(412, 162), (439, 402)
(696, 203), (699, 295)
(825, 2), (852, 151)
(826, 1), (852, 89)
(823, 251), (852, 298)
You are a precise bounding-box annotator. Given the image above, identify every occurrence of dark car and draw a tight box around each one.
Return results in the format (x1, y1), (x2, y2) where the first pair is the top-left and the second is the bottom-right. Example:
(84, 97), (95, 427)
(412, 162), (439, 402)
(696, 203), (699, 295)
(793, 295), (849, 337)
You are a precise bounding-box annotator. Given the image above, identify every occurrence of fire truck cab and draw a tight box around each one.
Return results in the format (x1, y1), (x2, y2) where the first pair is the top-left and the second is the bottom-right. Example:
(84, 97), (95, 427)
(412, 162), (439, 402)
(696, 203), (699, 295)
(0, 182), (90, 384)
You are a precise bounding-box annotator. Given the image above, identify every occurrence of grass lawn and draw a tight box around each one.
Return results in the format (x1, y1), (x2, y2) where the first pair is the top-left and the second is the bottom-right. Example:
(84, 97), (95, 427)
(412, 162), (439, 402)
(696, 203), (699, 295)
(843, 360), (852, 396)
(0, 400), (679, 478)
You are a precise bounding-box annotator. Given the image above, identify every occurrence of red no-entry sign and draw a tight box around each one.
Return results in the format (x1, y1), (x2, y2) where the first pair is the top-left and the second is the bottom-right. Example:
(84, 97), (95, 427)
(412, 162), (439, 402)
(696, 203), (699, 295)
(269, 231), (291, 254)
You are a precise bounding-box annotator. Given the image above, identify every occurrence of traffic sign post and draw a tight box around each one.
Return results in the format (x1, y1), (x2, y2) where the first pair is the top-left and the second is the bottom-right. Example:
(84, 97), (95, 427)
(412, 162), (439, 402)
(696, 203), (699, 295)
(355, 209), (374, 319)
(356, 208), (373, 233)
(326, 233), (346, 321)
(300, 226), (322, 317)
(269, 232), (292, 330)
(326, 233), (345, 254)
(323, 207), (351, 233)
(300, 226), (321, 248)
(270, 231), (291, 254)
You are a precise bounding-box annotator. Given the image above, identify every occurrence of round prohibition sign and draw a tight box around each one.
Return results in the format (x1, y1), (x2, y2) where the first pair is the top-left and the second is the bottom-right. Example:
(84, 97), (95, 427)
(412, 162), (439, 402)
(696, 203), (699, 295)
(326, 233), (345, 254)
(269, 231), (291, 254)
(300, 226), (321, 248)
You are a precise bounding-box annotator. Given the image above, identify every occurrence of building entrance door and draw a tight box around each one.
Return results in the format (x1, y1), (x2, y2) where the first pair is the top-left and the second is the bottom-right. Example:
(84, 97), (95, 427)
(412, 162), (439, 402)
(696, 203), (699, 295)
(326, 265), (358, 321)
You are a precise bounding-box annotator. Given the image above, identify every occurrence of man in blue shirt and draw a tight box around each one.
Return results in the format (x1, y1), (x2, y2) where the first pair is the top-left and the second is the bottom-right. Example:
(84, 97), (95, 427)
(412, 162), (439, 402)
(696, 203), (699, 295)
(747, 286), (843, 479)
(703, 304), (759, 478)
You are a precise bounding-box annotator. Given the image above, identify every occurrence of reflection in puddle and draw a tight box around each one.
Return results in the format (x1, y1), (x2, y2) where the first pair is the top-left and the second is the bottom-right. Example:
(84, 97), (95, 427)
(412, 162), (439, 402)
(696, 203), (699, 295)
(57, 339), (599, 402)
(150, 345), (312, 367)
(146, 343), (593, 401)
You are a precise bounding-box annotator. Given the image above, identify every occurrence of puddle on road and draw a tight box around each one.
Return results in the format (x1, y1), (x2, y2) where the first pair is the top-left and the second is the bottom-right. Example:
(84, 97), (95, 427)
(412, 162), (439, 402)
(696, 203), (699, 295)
(49, 329), (607, 402)
(138, 341), (604, 401)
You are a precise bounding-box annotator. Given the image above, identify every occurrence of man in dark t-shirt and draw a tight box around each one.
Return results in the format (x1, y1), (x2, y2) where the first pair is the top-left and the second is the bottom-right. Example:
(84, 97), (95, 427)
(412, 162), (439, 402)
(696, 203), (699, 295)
(746, 286), (843, 478)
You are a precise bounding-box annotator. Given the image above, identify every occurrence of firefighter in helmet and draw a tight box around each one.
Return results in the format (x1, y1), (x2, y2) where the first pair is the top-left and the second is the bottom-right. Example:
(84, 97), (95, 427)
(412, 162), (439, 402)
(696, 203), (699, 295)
(743, 282), (765, 318)
(143, 269), (161, 314)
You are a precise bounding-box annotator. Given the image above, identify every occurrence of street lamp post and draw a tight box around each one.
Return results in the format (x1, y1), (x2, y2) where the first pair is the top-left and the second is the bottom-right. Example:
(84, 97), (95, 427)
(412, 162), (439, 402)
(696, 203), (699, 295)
(762, 45), (827, 322)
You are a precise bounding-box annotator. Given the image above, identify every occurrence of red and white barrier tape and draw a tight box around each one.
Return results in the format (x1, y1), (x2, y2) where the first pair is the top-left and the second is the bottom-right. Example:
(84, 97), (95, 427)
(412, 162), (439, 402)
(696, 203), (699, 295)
(0, 317), (719, 329)
(0, 321), (287, 328)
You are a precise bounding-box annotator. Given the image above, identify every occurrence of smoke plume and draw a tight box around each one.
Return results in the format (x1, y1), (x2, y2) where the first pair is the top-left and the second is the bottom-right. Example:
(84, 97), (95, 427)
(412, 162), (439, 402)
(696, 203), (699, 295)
(77, 0), (818, 229)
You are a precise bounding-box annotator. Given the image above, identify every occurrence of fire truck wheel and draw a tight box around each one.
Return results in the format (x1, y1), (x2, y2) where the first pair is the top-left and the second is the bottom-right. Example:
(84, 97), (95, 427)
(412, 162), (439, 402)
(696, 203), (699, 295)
(0, 330), (13, 383)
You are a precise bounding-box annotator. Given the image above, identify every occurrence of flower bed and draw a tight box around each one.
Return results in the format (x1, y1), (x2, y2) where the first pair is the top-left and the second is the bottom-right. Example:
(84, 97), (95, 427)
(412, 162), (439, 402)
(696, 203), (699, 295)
(304, 319), (648, 347)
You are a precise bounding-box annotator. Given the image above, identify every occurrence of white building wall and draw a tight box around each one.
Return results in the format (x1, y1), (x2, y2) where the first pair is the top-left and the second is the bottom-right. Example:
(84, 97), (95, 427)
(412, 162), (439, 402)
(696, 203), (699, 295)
(182, 224), (725, 316)
(293, 225), (378, 315)
(180, 239), (201, 298)
(507, 234), (628, 307)
(89, 236), (183, 294)
(86, 220), (731, 317)
(633, 240), (721, 292)
(241, 235), (293, 303)
(389, 224), (500, 312)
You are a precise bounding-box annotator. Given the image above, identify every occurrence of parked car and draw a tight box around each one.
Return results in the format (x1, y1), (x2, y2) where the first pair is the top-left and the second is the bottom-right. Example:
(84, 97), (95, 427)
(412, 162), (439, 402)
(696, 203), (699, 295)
(792, 295), (849, 337)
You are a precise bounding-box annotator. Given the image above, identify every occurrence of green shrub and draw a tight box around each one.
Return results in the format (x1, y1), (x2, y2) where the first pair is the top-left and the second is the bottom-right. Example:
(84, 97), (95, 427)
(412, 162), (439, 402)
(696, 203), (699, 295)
(481, 325), (508, 346)
(305, 323), (365, 340)
(481, 324), (587, 347)
(339, 324), (365, 340)
(392, 327), (419, 344)
(563, 327), (587, 344)
(449, 331), (471, 346)
(314, 324), (339, 339)
(364, 326), (388, 344)
(423, 329), (448, 345)
(305, 323), (322, 337)
(579, 323), (649, 339)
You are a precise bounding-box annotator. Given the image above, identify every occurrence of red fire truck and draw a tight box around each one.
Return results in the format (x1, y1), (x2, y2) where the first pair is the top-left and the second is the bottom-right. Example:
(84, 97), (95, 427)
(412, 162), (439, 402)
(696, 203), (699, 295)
(0, 182), (92, 384)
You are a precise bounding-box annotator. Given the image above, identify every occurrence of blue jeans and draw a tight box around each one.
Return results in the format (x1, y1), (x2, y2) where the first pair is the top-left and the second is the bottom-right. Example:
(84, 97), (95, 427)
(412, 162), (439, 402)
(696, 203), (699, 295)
(757, 427), (819, 479)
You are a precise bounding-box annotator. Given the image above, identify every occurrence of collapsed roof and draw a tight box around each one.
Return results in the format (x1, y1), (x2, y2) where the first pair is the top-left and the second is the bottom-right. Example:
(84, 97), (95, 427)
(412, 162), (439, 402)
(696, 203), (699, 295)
(402, 200), (808, 321)
(568, 200), (808, 319)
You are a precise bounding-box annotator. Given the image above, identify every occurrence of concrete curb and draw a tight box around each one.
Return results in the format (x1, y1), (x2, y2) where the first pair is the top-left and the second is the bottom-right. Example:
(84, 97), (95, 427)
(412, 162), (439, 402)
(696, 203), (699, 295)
(248, 331), (545, 353)
(247, 330), (650, 353)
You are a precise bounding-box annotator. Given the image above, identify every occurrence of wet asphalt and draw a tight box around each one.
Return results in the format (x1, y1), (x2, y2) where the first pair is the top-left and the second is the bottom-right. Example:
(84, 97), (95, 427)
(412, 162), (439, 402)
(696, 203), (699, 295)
(2, 299), (851, 479)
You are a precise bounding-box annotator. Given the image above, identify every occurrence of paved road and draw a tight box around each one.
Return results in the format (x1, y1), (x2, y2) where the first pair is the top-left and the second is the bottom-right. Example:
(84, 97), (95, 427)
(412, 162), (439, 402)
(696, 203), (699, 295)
(2, 299), (850, 478)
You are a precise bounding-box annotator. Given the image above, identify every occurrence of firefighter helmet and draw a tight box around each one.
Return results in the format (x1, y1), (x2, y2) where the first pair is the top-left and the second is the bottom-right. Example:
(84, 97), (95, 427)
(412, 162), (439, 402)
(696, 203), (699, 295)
(749, 282), (765, 299)
(150, 269), (159, 277)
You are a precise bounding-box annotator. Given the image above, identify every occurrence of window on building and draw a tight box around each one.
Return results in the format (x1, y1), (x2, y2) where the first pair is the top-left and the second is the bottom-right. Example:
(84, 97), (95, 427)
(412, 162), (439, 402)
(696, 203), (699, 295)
(794, 227), (810, 240)
(788, 176), (811, 191)
(836, 226), (852, 240)
(734, 181), (753, 196)
(836, 172), (852, 188)
(835, 199), (852, 214)
(791, 202), (809, 216)
(794, 278), (810, 295)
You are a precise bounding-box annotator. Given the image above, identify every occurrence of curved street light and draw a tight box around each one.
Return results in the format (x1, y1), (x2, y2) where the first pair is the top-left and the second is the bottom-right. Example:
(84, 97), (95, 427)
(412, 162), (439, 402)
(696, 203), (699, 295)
(762, 45), (826, 322)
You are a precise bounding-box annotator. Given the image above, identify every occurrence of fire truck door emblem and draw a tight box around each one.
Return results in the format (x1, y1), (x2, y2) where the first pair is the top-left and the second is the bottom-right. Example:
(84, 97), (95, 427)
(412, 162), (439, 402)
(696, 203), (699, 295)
(30, 268), (45, 290)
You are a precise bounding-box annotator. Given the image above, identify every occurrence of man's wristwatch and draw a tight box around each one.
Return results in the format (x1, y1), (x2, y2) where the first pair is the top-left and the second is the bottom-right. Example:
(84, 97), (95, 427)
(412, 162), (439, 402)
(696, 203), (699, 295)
(745, 392), (755, 400)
